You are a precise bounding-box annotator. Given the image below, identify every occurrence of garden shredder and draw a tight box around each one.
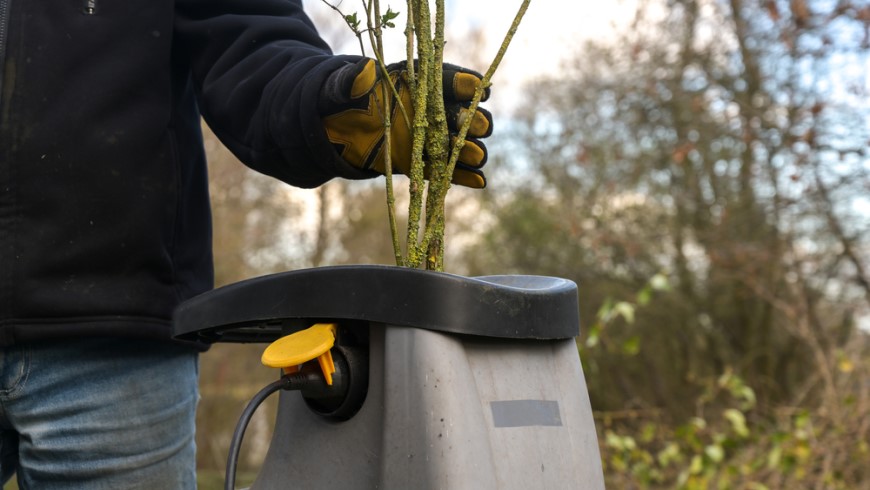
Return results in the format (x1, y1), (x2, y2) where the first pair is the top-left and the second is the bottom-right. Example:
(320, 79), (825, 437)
(173, 265), (605, 489)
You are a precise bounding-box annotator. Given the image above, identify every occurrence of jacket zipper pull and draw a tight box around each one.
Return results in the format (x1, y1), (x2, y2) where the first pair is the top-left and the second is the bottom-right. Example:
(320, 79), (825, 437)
(82, 0), (98, 15)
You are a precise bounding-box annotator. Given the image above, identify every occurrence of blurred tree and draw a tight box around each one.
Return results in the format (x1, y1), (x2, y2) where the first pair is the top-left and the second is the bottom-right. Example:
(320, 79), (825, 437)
(467, 0), (869, 418)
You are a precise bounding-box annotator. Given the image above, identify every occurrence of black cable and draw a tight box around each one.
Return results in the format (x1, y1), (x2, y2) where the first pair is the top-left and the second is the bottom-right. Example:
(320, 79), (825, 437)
(225, 376), (294, 490)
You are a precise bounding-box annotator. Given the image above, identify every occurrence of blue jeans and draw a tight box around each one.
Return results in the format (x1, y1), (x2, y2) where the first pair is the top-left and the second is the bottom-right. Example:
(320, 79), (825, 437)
(0, 338), (199, 489)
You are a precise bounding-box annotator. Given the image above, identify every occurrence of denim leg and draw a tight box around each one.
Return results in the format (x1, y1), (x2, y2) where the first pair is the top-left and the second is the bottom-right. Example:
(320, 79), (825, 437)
(0, 338), (199, 490)
(0, 429), (19, 485)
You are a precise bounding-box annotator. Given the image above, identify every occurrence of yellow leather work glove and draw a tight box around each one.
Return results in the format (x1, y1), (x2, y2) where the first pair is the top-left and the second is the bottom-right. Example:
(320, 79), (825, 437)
(318, 59), (493, 189)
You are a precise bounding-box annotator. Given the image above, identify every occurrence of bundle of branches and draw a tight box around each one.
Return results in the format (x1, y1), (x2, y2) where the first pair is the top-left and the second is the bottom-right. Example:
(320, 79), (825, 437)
(324, 0), (529, 271)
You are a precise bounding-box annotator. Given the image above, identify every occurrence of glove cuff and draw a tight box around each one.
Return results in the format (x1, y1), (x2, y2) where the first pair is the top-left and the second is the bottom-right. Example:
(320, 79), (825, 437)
(267, 54), (379, 186)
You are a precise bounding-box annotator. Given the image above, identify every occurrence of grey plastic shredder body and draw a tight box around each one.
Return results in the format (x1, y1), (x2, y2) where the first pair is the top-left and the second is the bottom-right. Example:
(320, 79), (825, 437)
(172, 265), (605, 489)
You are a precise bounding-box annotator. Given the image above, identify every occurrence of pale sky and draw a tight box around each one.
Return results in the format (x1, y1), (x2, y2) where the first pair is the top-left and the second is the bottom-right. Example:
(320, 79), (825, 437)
(305, 0), (637, 113)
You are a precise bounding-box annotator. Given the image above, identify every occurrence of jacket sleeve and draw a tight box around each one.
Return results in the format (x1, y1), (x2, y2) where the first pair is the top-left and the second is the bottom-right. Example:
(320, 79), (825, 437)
(174, 0), (376, 188)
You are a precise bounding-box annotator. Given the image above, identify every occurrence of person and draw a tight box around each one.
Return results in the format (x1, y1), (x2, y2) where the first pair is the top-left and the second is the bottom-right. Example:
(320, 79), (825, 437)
(0, 0), (493, 487)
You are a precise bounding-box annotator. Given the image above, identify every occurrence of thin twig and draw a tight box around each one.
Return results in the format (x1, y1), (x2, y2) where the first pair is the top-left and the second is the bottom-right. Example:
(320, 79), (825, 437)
(321, 0), (367, 55)
(367, 0), (405, 266)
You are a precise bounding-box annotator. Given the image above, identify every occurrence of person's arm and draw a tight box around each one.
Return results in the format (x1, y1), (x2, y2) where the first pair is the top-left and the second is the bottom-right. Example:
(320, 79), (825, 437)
(174, 0), (374, 188)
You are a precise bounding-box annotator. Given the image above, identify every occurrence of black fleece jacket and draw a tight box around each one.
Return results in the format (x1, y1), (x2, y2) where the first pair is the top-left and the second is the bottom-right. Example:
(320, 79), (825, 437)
(0, 0), (371, 347)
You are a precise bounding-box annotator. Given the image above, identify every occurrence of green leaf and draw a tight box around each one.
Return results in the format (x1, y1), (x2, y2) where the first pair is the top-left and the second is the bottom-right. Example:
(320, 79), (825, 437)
(766, 444), (782, 470)
(657, 442), (682, 467)
(381, 7), (401, 27)
(605, 430), (622, 448)
(585, 324), (601, 348)
(344, 13), (361, 31)
(738, 385), (756, 410)
(689, 454), (704, 474)
(614, 301), (635, 324)
(705, 444), (724, 463)
(650, 273), (670, 291)
(605, 431), (636, 451)
(676, 469), (690, 487)
(622, 335), (641, 356)
(597, 298), (614, 322)
(723, 408), (749, 438)
(794, 410), (810, 429)
(636, 286), (652, 306)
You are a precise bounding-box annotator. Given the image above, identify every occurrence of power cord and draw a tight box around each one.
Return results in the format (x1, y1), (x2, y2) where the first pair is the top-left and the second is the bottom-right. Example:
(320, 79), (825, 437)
(224, 345), (365, 490)
(224, 375), (303, 490)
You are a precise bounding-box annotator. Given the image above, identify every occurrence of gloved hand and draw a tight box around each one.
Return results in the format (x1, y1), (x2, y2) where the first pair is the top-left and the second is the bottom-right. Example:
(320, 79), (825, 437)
(318, 58), (493, 189)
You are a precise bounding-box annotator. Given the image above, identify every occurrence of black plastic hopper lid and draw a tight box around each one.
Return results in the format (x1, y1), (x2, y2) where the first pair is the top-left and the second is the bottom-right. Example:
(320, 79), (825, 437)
(172, 265), (580, 343)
